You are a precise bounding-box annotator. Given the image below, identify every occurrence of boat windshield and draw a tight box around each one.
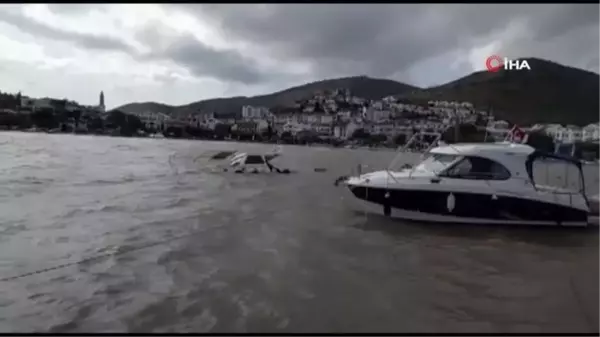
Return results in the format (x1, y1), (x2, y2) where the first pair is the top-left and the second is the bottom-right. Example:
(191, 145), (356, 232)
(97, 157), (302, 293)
(245, 155), (266, 164)
(413, 153), (459, 174)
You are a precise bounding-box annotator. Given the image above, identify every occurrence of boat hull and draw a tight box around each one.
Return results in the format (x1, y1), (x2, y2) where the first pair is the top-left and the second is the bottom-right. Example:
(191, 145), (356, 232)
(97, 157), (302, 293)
(342, 184), (590, 227)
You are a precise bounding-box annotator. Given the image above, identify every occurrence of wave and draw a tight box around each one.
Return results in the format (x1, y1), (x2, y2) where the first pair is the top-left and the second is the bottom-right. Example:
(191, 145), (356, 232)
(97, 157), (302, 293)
(71, 176), (139, 187)
(61, 204), (128, 218)
(3, 176), (55, 185)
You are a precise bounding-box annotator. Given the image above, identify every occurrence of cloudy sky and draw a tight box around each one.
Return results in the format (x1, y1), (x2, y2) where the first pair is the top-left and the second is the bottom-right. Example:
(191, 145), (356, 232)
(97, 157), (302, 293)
(0, 4), (597, 109)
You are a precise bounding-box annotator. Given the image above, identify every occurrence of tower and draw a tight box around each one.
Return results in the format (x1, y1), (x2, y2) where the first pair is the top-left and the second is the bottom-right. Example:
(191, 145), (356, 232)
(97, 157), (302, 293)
(99, 91), (105, 112)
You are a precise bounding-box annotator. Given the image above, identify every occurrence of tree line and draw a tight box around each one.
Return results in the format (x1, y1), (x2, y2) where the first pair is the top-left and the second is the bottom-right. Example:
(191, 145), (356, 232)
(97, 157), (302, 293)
(0, 106), (145, 137)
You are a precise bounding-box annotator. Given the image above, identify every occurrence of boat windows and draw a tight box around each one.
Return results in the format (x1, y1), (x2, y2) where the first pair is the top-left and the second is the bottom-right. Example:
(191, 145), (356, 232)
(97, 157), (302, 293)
(210, 151), (237, 160)
(414, 153), (459, 174)
(441, 156), (511, 180)
(244, 155), (266, 164)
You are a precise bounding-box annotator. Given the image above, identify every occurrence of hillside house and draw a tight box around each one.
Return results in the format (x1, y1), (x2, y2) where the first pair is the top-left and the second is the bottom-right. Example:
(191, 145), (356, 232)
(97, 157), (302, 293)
(333, 121), (361, 140)
(369, 122), (396, 138)
(241, 105), (270, 120)
(232, 121), (259, 135)
(583, 123), (600, 141)
(364, 108), (391, 122)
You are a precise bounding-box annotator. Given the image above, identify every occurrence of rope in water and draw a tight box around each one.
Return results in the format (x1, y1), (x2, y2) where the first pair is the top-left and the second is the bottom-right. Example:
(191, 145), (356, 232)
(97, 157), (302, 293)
(0, 229), (202, 282)
(1, 164), (330, 282)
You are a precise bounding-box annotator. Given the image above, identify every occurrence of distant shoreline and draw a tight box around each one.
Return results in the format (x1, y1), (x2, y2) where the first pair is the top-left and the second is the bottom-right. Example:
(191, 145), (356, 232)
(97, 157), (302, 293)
(0, 129), (402, 151)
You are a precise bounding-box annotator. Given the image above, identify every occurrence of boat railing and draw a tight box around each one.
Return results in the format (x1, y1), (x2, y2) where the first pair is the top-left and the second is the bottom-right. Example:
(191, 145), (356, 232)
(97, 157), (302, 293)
(533, 184), (586, 202)
(422, 133), (443, 154)
(388, 129), (445, 170)
(373, 129), (444, 183)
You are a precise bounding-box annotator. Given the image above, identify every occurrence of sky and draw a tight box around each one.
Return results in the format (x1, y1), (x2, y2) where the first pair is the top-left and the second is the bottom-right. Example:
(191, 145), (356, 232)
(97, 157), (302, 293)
(0, 4), (597, 109)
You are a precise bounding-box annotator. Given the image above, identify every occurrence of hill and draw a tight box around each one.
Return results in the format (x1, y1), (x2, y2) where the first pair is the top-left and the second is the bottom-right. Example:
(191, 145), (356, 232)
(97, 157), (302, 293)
(113, 102), (177, 116)
(116, 76), (419, 117)
(116, 59), (599, 126)
(399, 58), (599, 126)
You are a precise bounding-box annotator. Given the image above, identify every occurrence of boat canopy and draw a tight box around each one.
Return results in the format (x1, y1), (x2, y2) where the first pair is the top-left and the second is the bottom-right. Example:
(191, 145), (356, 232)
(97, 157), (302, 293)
(525, 150), (583, 177)
(525, 150), (587, 199)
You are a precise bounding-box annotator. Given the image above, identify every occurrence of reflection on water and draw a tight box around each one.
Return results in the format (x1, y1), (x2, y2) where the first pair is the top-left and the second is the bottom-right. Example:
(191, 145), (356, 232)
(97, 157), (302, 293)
(0, 132), (598, 333)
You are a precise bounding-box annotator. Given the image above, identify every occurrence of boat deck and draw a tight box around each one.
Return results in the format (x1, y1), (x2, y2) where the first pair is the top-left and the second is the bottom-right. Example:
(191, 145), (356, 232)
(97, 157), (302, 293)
(588, 216), (599, 226)
(586, 194), (599, 226)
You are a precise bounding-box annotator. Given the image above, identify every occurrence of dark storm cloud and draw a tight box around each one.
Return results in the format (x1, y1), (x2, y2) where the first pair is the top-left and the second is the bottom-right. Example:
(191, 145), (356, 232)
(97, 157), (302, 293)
(2, 4), (597, 89)
(175, 4), (510, 76)
(0, 9), (133, 53)
(175, 4), (599, 79)
(527, 4), (599, 43)
(496, 4), (600, 73)
(134, 22), (273, 84)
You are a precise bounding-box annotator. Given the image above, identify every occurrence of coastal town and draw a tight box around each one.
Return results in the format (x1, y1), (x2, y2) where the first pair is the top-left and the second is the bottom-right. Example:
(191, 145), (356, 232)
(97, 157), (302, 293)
(0, 88), (598, 159)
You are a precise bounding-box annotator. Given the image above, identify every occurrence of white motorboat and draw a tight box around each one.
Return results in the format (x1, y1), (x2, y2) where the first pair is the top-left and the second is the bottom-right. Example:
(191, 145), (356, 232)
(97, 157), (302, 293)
(340, 142), (593, 226)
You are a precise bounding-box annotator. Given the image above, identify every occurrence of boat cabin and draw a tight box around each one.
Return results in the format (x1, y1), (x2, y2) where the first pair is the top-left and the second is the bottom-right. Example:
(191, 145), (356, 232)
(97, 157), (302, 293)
(419, 142), (587, 196)
(420, 143), (534, 181)
(229, 152), (283, 173)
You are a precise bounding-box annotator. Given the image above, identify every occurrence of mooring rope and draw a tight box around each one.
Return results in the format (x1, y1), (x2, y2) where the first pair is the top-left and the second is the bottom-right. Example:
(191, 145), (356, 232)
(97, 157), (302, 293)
(0, 229), (203, 283)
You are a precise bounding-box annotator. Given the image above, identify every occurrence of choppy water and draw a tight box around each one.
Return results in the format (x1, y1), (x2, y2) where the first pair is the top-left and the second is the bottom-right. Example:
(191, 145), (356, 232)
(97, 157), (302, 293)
(0, 132), (598, 333)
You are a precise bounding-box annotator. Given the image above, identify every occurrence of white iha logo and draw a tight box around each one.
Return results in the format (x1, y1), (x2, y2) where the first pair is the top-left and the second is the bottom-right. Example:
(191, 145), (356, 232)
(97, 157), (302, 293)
(485, 55), (531, 72)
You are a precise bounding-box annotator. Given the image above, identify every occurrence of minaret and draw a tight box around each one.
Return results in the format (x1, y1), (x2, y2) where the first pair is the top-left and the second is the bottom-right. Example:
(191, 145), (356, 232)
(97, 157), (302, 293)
(99, 91), (105, 112)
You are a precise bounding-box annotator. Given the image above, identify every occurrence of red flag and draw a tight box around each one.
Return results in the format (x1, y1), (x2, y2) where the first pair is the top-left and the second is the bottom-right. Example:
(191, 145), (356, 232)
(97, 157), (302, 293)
(512, 126), (526, 143)
(505, 125), (527, 143)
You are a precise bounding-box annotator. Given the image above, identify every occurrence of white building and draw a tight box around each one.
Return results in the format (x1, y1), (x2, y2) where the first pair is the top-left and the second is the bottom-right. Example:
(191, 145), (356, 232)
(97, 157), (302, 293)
(369, 122), (396, 137)
(371, 101), (383, 110)
(229, 120), (266, 136)
(281, 121), (310, 135)
(351, 97), (365, 105)
(200, 117), (222, 130)
(333, 121), (361, 140)
(313, 123), (332, 136)
(566, 125), (583, 142)
(185, 112), (215, 128)
(363, 108), (391, 122)
(297, 113), (333, 124)
(276, 113), (299, 124)
(319, 114), (334, 124)
(538, 123), (600, 143)
(18, 91), (106, 115)
(336, 111), (352, 121)
(543, 124), (566, 142)
(582, 123), (600, 141)
(241, 106), (270, 120)
(133, 111), (171, 130)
